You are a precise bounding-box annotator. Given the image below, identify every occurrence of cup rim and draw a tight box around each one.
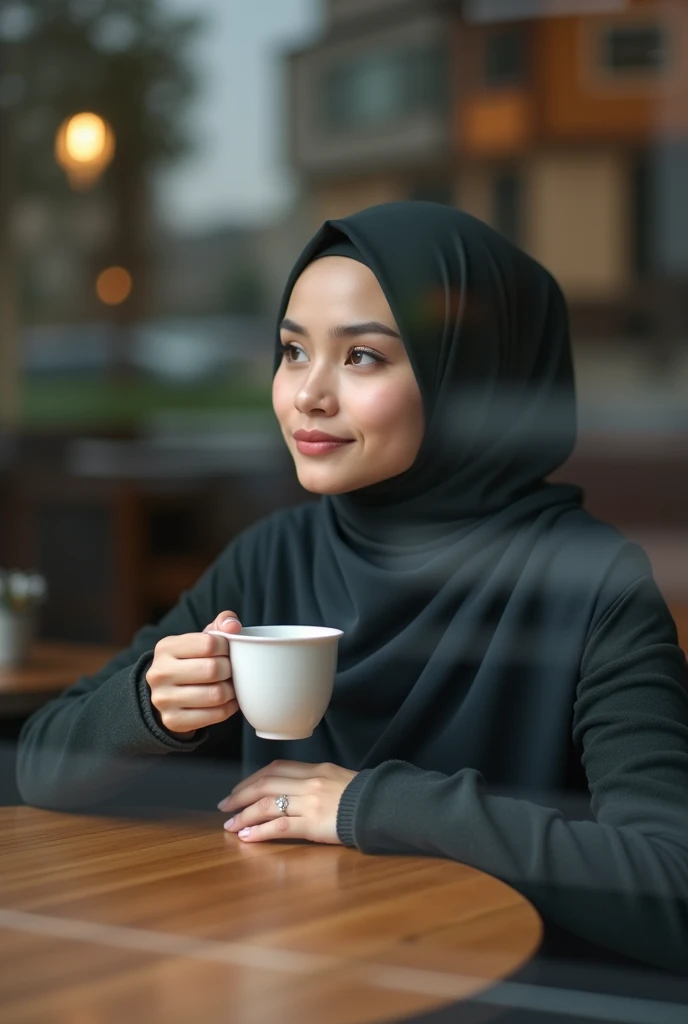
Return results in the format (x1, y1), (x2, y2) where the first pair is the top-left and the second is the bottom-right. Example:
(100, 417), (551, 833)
(207, 626), (343, 644)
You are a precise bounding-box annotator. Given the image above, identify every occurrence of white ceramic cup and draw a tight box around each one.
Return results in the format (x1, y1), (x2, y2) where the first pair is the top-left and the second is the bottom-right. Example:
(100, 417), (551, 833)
(206, 625), (343, 740)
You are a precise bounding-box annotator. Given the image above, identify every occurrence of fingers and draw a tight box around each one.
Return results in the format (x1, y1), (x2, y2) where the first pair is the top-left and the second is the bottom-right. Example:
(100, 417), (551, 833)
(180, 655), (232, 686)
(155, 680), (235, 710)
(219, 761), (328, 809)
(148, 653), (231, 687)
(219, 775), (309, 815)
(231, 815), (295, 843)
(225, 794), (305, 833)
(204, 610), (242, 635)
(158, 631), (230, 660)
(161, 699), (239, 734)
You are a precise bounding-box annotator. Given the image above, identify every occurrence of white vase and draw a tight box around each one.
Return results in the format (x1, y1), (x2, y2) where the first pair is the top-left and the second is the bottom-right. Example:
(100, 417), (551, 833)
(0, 608), (35, 669)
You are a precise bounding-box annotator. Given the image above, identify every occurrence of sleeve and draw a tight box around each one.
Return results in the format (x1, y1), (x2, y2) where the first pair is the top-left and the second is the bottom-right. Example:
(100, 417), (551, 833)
(16, 533), (246, 811)
(336, 553), (688, 973)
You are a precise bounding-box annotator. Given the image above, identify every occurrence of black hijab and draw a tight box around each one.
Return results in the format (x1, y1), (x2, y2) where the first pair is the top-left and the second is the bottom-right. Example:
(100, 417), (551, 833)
(247, 201), (599, 780)
(274, 201), (580, 542)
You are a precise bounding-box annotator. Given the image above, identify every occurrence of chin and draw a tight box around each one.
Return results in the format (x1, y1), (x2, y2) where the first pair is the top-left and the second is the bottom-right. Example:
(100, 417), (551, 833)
(295, 466), (368, 495)
(296, 474), (350, 495)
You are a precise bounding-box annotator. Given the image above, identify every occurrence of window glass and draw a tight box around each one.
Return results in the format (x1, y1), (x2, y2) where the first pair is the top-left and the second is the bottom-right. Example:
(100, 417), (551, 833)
(4, 0), (688, 665)
(601, 24), (667, 74)
(321, 43), (447, 133)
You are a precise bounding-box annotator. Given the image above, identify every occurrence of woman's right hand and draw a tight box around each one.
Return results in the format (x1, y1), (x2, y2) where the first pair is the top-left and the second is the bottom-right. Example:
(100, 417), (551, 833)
(145, 611), (243, 737)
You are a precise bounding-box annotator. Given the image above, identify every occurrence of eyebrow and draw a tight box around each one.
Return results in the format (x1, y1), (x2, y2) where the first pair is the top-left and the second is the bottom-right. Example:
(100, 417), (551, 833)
(280, 318), (401, 340)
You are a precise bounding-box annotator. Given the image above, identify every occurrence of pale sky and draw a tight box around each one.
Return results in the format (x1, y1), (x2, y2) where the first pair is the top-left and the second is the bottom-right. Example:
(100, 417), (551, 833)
(157, 0), (322, 231)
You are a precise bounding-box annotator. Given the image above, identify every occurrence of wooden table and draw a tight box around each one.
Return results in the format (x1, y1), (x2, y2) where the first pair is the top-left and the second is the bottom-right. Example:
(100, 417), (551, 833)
(0, 642), (120, 716)
(0, 807), (542, 1024)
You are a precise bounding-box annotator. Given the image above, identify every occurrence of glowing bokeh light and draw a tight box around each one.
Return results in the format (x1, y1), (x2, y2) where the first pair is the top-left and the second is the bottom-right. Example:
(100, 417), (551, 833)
(96, 266), (132, 306)
(55, 113), (115, 189)
(65, 113), (108, 163)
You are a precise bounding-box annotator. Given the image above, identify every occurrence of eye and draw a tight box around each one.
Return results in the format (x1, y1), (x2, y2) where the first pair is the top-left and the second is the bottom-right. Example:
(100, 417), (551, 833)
(280, 341), (307, 363)
(347, 347), (384, 367)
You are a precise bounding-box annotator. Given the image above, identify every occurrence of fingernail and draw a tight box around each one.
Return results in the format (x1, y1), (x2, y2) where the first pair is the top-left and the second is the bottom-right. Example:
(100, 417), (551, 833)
(217, 799), (229, 811)
(238, 827), (251, 838)
(223, 818), (234, 831)
(221, 617), (239, 627)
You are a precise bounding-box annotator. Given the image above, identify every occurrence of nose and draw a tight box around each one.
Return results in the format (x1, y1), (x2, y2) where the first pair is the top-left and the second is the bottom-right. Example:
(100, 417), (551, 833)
(294, 365), (339, 417)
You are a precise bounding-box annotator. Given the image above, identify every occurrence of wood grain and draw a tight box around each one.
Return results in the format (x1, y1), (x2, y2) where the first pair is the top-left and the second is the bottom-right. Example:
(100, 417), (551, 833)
(0, 642), (120, 715)
(0, 807), (542, 1024)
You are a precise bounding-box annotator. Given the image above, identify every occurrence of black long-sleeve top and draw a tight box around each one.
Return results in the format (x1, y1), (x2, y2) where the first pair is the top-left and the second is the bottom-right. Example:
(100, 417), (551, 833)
(16, 503), (688, 974)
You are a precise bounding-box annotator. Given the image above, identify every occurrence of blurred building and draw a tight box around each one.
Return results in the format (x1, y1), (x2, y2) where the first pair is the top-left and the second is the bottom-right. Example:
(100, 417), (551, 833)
(286, 0), (688, 341)
(154, 226), (266, 316)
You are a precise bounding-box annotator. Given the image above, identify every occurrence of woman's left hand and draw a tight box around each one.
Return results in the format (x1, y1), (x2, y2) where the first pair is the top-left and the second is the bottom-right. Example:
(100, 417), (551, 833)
(218, 760), (358, 845)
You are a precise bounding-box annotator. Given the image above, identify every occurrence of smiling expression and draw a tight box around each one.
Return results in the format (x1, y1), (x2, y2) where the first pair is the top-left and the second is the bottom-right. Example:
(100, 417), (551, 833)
(272, 255), (425, 495)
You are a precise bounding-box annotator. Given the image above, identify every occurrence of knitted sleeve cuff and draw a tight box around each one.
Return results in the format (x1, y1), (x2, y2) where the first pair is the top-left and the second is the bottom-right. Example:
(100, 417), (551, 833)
(335, 769), (374, 847)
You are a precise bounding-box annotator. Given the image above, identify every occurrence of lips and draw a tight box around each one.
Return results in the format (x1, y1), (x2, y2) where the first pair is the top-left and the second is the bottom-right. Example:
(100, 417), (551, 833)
(293, 430), (352, 442)
(292, 429), (354, 457)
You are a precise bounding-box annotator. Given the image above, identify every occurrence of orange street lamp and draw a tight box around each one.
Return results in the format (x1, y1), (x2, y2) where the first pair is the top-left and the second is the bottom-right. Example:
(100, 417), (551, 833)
(55, 112), (115, 190)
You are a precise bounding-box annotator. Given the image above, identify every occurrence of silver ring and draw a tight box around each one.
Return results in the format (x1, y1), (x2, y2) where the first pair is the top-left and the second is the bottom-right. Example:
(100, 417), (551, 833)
(275, 795), (289, 815)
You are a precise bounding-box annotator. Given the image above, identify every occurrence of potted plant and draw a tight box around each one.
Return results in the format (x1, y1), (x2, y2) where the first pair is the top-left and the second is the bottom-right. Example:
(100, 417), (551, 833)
(0, 569), (48, 670)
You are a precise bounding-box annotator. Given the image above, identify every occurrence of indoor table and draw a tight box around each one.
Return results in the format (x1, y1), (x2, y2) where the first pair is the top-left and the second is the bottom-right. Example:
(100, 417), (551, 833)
(0, 641), (120, 716)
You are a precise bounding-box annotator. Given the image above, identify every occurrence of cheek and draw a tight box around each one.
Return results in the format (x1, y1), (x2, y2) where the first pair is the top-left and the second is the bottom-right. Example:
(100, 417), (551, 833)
(351, 378), (423, 445)
(272, 369), (290, 424)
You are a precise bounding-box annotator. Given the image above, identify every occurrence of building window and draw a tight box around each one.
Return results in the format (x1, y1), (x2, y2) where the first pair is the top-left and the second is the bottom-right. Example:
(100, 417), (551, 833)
(492, 169), (521, 246)
(484, 27), (527, 87)
(601, 23), (668, 75)
(321, 43), (447, 134)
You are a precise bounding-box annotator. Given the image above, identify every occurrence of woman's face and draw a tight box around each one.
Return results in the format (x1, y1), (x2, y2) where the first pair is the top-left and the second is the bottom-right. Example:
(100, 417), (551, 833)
(272, 256), (425, 495)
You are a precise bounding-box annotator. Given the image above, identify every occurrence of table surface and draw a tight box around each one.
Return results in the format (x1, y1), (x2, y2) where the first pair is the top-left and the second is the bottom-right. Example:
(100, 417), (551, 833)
(0, 807), (542, 1024)
(0, 641), (120, 715)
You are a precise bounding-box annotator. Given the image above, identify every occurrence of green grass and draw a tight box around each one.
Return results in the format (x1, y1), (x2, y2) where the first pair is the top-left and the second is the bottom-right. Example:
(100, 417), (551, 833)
(21, 376), (273, 429)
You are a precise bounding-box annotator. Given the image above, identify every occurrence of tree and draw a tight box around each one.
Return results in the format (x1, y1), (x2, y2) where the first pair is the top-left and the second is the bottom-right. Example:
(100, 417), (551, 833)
(0, 0), (202, 390)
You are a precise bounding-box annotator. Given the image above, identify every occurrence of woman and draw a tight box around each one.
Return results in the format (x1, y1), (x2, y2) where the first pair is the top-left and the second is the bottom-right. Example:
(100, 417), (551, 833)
(17, 202), (688, 973)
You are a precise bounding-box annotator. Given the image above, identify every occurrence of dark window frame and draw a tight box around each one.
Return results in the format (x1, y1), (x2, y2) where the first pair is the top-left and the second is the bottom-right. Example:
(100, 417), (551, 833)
(600, 22), (669, 76)
(632, 151), (652, 279)
(483, 26), (528, 88)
